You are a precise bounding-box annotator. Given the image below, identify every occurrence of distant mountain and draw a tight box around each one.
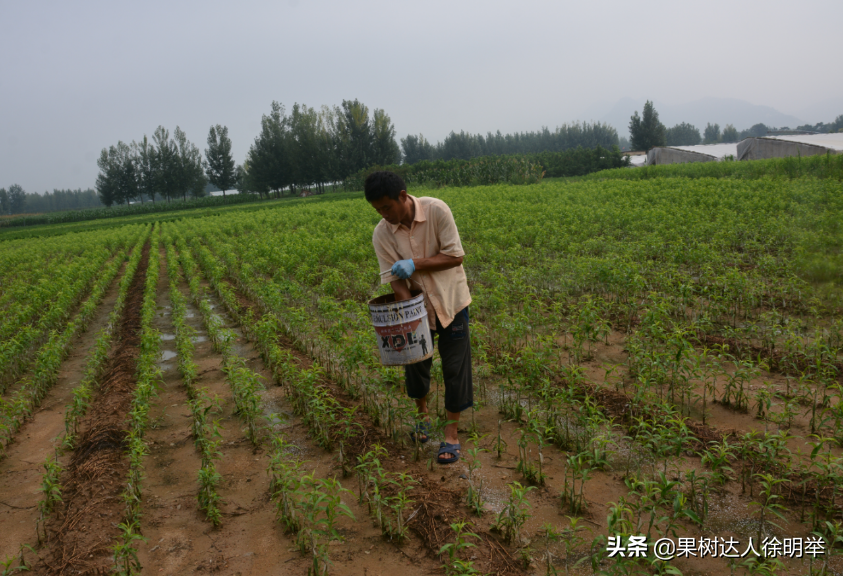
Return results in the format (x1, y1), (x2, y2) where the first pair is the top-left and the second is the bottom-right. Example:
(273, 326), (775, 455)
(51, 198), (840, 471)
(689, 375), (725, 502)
(585, 97), (805, 137)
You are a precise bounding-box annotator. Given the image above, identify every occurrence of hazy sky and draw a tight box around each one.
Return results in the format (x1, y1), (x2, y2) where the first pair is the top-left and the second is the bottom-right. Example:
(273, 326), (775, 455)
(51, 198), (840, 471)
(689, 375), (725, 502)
(2, 0), (842, 192)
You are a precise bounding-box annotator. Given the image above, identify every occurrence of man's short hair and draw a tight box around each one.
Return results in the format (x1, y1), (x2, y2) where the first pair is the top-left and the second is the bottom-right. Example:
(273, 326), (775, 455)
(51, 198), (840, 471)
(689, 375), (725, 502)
(364, 171), (405, 202)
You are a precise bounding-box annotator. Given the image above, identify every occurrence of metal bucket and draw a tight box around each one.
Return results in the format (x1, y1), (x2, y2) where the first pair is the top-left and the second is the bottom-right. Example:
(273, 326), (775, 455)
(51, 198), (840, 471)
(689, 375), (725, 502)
(368, 290), (434, 366)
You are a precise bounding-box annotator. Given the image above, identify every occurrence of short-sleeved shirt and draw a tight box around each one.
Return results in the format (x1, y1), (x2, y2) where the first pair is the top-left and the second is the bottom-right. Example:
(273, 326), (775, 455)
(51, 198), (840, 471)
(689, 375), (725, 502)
(372, 195), (471, 329)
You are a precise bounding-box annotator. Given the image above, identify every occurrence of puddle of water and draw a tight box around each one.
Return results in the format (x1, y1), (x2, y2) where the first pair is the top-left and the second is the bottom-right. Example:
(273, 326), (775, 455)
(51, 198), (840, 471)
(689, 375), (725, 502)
(161, 350), (178, 361)
(190, 335), (208, 343)
(160, 333), (176, 341)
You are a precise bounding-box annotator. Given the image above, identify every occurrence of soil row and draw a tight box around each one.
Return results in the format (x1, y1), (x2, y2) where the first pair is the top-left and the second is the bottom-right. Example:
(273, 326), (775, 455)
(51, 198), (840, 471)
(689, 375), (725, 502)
(34, 241), (151, 576)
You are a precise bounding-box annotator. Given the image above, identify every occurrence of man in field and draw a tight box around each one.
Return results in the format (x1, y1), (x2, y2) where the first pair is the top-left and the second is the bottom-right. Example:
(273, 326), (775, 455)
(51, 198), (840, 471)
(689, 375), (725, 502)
(365, 171), (472, 464)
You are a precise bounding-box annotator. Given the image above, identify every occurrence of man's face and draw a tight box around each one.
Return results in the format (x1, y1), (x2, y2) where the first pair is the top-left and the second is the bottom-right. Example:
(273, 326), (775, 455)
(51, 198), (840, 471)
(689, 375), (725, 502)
(369, 191), (407, 226)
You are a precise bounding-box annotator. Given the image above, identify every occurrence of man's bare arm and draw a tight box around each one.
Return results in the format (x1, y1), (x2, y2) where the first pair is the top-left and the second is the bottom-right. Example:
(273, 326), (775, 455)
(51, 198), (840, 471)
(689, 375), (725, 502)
(412, 253), (463, 273)
(389, 253), (463, 301)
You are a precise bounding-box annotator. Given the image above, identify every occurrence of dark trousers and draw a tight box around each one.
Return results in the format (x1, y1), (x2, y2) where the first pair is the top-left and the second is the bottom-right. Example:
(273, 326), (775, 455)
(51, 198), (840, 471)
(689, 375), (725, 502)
(405, 307), (473, 413)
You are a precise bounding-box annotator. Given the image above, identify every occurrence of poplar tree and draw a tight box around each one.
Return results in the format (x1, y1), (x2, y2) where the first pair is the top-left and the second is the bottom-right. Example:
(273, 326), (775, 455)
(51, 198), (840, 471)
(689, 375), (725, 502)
(135, 135), (156, 203)
(703, 123), (721, 144)
(204, 125), (236, 197)
(629, 101), (666, 151)
(247, 101), (290, 197)
(7, 184), (26, 214)
(152, 126), (178, 202)
(95, 143), (136, 206)
(722, 124), (739, 143)
(371, 108), (401, 166)
(173, 127), (207, 201)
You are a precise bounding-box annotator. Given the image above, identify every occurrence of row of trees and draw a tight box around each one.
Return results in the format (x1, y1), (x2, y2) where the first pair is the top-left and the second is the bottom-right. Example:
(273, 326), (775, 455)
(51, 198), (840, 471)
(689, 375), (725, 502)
(627, 101), (837, 150)
(0, 185), (27, 215)
(96, 126), (213, 207)
(664, 122), (742, 146)
(796, 115), (843, 134)
(0, 187), (102, 215)
(399, 122), (620, 165)
(240, 99), (400, 198)
(345, 145), (629, 190)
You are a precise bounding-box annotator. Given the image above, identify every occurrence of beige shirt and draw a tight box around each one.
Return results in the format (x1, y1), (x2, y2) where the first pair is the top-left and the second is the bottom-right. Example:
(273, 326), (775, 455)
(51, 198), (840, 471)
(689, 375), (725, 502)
(372, 195), (471, 329)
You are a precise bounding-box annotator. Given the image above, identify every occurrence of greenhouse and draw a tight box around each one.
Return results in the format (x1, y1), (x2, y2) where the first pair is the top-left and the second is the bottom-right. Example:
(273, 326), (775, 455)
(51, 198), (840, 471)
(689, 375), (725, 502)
(645, 142), (738, 165)
(736, 133), (843, 160)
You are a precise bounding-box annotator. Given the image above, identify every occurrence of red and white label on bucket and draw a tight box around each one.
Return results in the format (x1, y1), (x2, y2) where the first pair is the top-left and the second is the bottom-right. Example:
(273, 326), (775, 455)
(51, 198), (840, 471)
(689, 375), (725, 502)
(375, 320), (424, 352)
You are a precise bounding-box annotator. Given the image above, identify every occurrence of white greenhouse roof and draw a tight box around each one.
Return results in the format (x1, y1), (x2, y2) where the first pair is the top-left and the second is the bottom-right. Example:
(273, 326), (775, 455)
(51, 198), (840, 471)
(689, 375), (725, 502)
(670, 142), (739, 159)
(764, 133), (843, 152)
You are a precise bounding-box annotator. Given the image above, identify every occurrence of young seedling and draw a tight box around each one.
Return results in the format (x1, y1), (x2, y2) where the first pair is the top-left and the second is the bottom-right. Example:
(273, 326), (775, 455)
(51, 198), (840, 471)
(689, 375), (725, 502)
(111, 520), (147, 576)
(0, 545), (34, 576)
(700, 438), (735, 485)
(749, 473), (789, 550)
(36, 451), (63, 542)
(540, 524), (563, 576)
(684, 469), (710, 528)
(492, 419), (508, 459)
(493, 481), (536, 544)
(336, 406), (362, 477)
(440, 521), (482, 576)
(811, 520), (843, 576)
(561, 452), (592, 515)
(559, 517), (589, 575)
(516, 428), (546, 485)
(464, 433), (487, 516)
(388, 472), (417, 542)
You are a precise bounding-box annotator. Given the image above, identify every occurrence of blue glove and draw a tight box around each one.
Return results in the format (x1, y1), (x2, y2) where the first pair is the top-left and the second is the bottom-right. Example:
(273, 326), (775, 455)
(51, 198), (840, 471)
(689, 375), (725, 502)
(391, 259), (415, 280)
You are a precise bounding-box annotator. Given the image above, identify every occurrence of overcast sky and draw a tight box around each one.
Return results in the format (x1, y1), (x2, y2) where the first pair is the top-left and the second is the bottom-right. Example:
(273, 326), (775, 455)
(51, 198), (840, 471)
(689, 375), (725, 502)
(2, 0), (842, 193)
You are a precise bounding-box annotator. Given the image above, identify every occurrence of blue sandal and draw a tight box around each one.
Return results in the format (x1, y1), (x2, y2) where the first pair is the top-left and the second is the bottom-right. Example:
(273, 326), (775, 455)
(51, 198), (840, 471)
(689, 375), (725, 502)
(437, 442), (461, 464)
(410, 420), (431, 444)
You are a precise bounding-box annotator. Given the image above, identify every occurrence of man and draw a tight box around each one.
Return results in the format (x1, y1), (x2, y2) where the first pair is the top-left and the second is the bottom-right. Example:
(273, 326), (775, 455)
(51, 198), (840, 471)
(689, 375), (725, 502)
(365, 170), (472, 464)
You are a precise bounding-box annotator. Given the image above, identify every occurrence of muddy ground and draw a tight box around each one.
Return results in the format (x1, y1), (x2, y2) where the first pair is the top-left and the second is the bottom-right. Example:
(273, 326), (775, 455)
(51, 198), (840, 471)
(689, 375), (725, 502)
(1, 245), (842, 576)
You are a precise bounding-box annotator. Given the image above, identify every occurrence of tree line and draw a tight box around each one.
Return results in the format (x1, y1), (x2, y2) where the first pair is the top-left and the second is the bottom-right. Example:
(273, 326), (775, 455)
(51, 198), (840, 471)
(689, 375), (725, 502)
(628, 101), (843, 150)
(239, 99), (400, 198)
(796, 116), (843, 134)
(0, 187), (102, 215)
(96, 126), (211, 207)
(0, 185), (26, 215)
(399, 122), (620, 164)
(346, 145), (630, 190)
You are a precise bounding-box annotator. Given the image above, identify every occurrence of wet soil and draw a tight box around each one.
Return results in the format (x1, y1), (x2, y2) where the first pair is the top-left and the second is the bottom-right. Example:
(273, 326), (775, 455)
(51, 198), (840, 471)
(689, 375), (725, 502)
(4, 251), (842, 576)
(33, 243), (150, 576)
(200, 258), (843, 575)
(134, 257), (444, 576)
(0, 260), (127, 563)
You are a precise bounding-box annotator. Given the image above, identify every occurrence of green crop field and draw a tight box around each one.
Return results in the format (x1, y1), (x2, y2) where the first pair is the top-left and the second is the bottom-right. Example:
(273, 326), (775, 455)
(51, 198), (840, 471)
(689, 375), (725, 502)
(1, 165), (842, 575)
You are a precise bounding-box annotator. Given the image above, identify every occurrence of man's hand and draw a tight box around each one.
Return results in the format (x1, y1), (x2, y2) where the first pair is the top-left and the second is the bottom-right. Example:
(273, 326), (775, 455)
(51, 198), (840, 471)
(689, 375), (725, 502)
(391, 259), (415, 280)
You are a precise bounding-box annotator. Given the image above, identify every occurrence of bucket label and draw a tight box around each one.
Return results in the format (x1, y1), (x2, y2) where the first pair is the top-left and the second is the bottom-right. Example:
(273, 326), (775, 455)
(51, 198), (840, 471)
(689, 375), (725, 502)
(369, 294), (433, 365)
(374, 319), (423, 352)
(370, 303), (425, 326)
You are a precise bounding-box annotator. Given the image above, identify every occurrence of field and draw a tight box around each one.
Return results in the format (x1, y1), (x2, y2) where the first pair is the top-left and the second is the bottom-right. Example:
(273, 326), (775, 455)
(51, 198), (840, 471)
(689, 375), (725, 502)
(0, 168), (842, 576)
